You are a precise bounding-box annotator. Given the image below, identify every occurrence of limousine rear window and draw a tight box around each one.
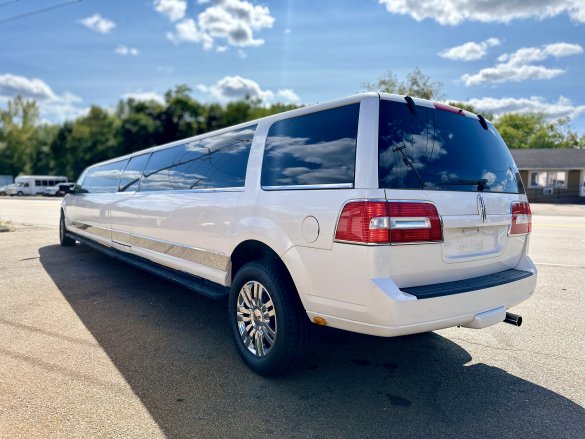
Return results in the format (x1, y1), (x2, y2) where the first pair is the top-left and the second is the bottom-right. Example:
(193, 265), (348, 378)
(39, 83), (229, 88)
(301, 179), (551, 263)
(81, 160), (128, 194)
(378, 99), (524, 194)
(140, 125), (256, 192)
(261, 103), (360, 189)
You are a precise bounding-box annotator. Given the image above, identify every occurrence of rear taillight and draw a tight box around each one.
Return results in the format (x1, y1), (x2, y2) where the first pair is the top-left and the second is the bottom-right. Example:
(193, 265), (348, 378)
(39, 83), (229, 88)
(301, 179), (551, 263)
(510, 201), (532, 235)
(334, 201), (389, 244)
(335, 201), (442, 245)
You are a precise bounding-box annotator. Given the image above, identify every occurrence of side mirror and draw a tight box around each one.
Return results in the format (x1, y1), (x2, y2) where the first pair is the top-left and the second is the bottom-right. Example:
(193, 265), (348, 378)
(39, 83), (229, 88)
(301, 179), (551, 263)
(59, 183), (76, 195)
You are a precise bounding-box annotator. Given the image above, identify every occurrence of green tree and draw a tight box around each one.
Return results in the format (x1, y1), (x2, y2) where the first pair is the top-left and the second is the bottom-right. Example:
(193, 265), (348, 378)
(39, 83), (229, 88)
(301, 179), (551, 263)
(160, 85), (205, 143)
(64, 106), (121, 177)
(494, 113), (572, 149)
(116, 98), (164, 155)
(364, 67), (444, 100)
(0, 96), (40, 175)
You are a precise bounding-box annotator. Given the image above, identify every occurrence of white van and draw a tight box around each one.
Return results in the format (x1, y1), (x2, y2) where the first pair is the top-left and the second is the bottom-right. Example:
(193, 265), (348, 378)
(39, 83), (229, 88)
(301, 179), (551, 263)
(60, 93), (537, 376)
(8, 175), (68, 196)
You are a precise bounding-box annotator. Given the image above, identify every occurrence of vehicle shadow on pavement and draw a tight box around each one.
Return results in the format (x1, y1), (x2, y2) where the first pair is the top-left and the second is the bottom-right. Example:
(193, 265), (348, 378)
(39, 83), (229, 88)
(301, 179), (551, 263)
(39, 244), (585, 439)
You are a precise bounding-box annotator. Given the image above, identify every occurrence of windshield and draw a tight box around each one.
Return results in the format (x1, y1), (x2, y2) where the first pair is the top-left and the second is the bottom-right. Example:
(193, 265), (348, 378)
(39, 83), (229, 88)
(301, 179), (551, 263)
(378, 99), (524, 194)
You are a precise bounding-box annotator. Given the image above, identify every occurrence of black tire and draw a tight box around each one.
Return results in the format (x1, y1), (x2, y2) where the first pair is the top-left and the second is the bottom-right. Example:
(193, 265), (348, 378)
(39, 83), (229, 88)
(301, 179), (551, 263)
(228, 260), (313, 377)
(59, 211), (75, 246)
(17, 191), (23, 196)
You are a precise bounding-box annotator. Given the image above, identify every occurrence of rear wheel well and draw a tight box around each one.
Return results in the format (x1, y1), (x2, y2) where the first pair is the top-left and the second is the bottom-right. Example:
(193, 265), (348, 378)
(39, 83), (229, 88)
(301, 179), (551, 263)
(230, 240), (287, 283)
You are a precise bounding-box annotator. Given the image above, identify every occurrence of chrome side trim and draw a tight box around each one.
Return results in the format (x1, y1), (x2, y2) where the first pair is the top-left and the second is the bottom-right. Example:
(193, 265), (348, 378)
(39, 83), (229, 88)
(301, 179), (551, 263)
(129, 233), (230, 271)
(70, 221), (110, 239)
(111, 229), (132, 244)
(70, 221), (230, 271)
(262, 183), (353, 191)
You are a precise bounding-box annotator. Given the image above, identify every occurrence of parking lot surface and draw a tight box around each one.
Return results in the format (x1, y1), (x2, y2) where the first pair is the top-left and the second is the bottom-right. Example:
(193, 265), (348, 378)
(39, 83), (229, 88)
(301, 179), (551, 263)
(0, 198), (584, 438)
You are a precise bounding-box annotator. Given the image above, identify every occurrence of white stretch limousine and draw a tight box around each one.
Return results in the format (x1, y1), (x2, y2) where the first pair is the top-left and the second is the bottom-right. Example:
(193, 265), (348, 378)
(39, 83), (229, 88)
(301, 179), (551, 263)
(61, 93), (537, 376)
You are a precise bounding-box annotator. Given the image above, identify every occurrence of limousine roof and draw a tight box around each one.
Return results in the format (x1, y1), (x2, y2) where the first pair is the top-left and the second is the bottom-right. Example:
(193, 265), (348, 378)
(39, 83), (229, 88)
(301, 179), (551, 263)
(86, 92), (485, 170)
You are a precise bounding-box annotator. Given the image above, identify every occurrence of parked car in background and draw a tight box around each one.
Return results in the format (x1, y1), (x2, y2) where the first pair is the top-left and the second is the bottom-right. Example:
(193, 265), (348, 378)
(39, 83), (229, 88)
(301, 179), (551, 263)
(7, 175), (68, 196)
(60, 93), (537, 376)
(0, 184), (14, 196)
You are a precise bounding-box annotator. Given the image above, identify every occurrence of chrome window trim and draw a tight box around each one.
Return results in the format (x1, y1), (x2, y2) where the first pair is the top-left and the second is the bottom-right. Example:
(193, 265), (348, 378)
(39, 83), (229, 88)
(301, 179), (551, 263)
(262, 183), (353, 191)
(135, 186), (245, 194)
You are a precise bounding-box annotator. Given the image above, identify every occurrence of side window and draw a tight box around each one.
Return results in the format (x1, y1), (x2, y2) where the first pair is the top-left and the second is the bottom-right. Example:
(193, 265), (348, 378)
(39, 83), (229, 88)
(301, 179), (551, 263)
(140, 125), (256, 192)
(35, 180), (41, 186)
(173, 125), (256, 190)
(261, 104), (360, 188)
(140, 146), (181, 192)
(81, 160), (128, 194)
(119, 154), (150, 192)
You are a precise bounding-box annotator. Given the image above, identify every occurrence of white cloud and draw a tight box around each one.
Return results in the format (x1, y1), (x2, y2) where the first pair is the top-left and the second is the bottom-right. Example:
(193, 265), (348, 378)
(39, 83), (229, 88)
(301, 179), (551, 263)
(78, 14), (116, 34)
(197, 76), (301, 104)
(0, 73), (86, 122)
(115, 45), (140, 56)
(277, 89), (300, 103)
(462, 65), (565, 86)
(461, 42), (583, 86)
(497, 42), (583, 64)
(216, 46), (228, 52)
(153, 0), (187, 22)
(167, 18), (214, 50)
(166, 0), (274, 50)
(378, 0), (585, 25)
(237, 49), (247, 59)
(439, 38), (500, 61)
(40, 93), (88, 122)
(197, 75), (274, 101)
(465, 96), (585, 120)
(121, 91), (165, 104)
(0, 73), (57, 100)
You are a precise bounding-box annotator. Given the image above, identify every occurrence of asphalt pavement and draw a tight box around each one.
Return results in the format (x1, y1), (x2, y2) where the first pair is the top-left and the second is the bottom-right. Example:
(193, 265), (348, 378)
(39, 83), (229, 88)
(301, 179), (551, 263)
(0, 197), (584, 438)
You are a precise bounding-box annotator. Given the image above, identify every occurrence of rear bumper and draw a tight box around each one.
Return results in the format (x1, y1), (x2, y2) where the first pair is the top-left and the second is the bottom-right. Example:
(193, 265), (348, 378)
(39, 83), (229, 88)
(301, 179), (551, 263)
(286, 248), (537, 337)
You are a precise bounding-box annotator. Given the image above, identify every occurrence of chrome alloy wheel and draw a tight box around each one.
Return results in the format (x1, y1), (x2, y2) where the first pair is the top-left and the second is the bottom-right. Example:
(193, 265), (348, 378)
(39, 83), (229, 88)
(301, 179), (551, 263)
(236, 280), (277, 357)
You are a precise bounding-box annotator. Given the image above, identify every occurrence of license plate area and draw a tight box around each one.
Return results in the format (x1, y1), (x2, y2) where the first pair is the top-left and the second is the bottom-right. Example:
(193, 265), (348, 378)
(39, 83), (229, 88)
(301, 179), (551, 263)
(442, 225), (508, 262)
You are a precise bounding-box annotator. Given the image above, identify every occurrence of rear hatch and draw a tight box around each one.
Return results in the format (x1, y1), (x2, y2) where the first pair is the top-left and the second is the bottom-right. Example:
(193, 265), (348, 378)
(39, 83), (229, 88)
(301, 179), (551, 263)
(378, 97), (528, 276)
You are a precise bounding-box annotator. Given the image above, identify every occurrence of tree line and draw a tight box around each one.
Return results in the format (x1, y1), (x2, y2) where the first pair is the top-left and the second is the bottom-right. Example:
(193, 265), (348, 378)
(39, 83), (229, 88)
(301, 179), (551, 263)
(1, 71), (583, 181)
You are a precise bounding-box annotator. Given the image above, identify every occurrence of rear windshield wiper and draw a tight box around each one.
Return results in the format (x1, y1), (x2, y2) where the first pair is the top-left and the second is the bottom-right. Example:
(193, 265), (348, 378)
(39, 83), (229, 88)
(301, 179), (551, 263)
(392, 144), (426, 189)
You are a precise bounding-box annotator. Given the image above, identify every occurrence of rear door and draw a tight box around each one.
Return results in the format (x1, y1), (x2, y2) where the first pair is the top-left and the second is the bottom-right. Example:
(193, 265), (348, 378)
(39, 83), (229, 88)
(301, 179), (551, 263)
(378, 97), (528, 282)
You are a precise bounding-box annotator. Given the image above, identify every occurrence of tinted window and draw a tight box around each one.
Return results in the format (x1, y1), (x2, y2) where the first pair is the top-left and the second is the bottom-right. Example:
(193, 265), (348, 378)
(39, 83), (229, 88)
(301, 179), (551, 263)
(140, 146), (181, 192)
(261, 104), (360, 188)
(378, 100), (524, 194)
(81, 160), (128, 194)
(35, 180), (41, 186)
(173, 126), (255, 189)
(119, 154), (150, 192)
(140, 126), (256, 192)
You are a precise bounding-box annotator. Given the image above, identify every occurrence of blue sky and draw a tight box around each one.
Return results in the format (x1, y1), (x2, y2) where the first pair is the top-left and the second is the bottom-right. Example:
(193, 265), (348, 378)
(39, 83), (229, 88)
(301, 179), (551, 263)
(1, 0), (585, 134)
